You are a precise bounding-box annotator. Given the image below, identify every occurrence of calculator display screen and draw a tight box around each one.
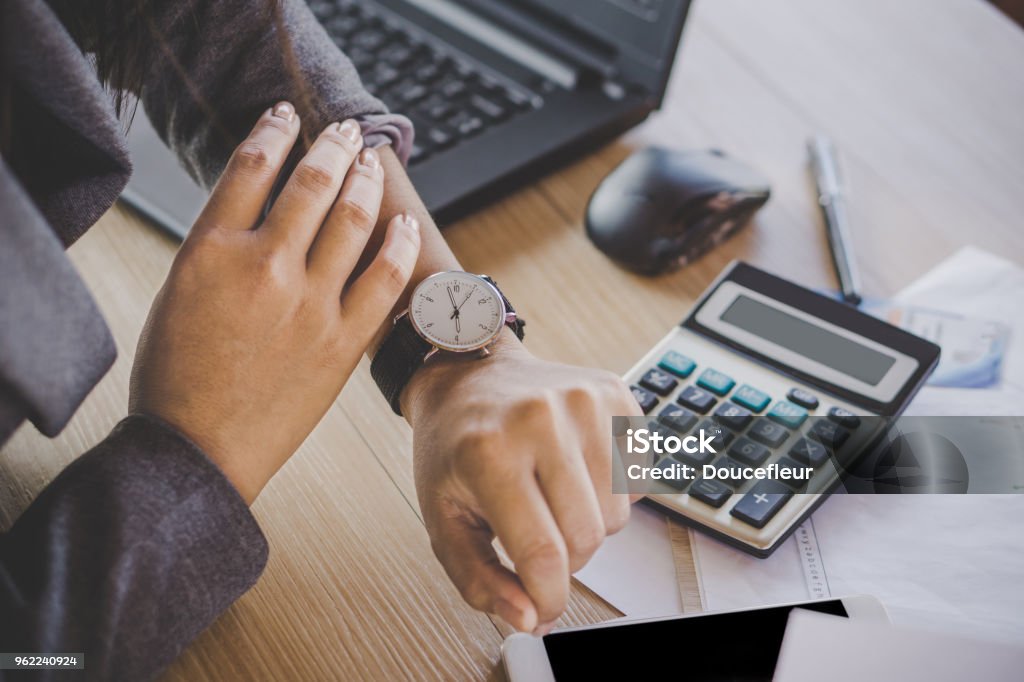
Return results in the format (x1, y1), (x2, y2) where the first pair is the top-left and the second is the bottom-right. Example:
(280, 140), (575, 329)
(720, 295), (897, 386)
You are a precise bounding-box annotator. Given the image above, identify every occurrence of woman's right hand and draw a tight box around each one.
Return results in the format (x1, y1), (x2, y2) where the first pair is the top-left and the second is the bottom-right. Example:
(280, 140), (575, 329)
(129, 102), (421, 503)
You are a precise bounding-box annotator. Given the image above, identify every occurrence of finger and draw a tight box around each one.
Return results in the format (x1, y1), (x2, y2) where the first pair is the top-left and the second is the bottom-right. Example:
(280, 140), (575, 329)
(339, 213), (421, 335)
(263, 119), (363, 252)
(536, 445), (607, 573)
(475, 469), (570, 625)
(582, 429), (632, 537)
(194, 102), (300, 235)
(307, 147), (384, 290)
(430, 512), (539, 632)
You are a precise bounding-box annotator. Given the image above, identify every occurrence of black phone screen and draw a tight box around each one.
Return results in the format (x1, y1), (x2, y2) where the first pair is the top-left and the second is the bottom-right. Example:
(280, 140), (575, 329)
(542, 600), (847, 681)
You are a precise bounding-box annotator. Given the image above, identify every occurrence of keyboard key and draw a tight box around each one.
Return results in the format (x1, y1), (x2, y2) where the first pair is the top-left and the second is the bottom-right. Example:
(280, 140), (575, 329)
(696, 368), (735, 396)
(729, 437), (771, 465)
(657, 351), (696, 378)
(631, 386), (659, 414)
(731, 384), (770, 412)
(400, 83), (430, 105)
(689, 479), (732, 508)
(655, 458), (689, 491)
(448, 111), (484, 136)
(767, 401), (809, 429)
(713, 402), (753, 431)
(696, 419), (734, 451)
(748, 418), (790, 448)
(786, 387), (820, 410)
(677, 385), (716, 414)
(827, 406), (862, 429)
(774, 455), (811, 490)
(807, 420), (850, 450)
(439, 78), (468, 99)
(731, 480), (793, 528)
(704, 456), (749, 489)
(426, 127), (455, 149)
(639, 368), (679, 396)
(470, 94), (508, 121)
(658, 404), (698, 433)
(789, 437), (829, 466)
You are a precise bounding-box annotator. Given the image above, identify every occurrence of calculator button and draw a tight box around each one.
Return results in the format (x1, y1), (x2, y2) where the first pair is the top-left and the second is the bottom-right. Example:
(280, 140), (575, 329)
(672, 442), (716, 468)
(713, 402), (753, 431)
(705, 456), (749, 489)
(639, 367), (678, 396)
(658, 404), (698, 432)
(731, 480), (793, 528)
(789, 437), (829, 466)
(827, 406), (862, 429)
(786, 388), (820, 410)
(696, 368), (736, 396)
(658, 351), (696, 378)
(807, 420), (850, 450)
(731, 385), (771, 412)
(729, 437), (771, 465)
(655, 458), (689, 491)
(696, 419), (735, 451)
(775, 455), (811, 490)
(631, 386), (659, 414)
(689, 478), (732, 508)
(767, 401), (809, 429)
(748, 418), (790, 448)
(677, 385), (717, 414)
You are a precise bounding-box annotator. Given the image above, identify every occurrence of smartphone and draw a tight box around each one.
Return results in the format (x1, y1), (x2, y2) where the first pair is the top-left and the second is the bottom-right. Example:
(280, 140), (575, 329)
(502, 596), (888, 682)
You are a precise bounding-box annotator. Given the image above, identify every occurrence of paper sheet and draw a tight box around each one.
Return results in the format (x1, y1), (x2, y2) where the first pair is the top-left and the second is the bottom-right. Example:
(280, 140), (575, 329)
(693, 247), (1024, 639)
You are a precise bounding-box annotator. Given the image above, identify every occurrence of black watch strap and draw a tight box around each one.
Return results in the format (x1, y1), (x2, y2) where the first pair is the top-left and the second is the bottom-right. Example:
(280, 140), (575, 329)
(370, 275), (524, 416)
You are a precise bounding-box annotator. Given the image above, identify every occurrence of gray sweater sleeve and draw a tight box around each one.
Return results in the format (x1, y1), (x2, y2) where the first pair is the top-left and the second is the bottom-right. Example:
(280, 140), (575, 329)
(0, 415), (268, 682)
(135, 0), (413, 188)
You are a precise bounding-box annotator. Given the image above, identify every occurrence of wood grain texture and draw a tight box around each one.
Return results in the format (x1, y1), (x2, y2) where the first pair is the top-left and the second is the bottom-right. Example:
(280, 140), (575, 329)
(2, 1), (1022, 680)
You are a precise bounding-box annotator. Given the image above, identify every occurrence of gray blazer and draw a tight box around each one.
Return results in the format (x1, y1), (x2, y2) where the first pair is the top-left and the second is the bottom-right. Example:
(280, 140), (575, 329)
(0, 0), (410, 679)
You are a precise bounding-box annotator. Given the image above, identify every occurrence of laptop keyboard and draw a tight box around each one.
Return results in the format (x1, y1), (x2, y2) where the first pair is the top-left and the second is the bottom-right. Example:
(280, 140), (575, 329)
(307, 0), (544, 165)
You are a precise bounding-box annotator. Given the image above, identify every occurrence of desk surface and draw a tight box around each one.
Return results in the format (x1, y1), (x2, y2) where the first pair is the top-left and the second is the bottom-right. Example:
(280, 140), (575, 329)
(2, 0), (1023, 680)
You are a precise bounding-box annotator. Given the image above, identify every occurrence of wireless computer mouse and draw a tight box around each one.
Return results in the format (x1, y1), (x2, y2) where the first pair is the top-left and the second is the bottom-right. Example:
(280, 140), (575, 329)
(585, 147), (771, 275)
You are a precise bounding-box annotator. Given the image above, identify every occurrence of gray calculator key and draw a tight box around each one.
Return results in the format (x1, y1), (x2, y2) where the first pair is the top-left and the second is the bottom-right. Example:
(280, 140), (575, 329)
(808, 420), (850, 450)
(775, 455), (811, 490)
(655, 458), (689, 491)
(748, 418), (789, 448)
(713, 402), (753, 431)
(729, 437), (771, 465)
(786, 387), (819, 410)
(658, 404), (698, 432)
(827, 406), (862, 429)
(689, 478), (732, 507)
(789, 437), (829, 466)
(677, 385), (716, 414)
(631, 385), (659, 414)
(640, 367), (678, 396)
(696, 419), (734, 451)
(705, 455), (748, 488)
(731, 480), (793, 528)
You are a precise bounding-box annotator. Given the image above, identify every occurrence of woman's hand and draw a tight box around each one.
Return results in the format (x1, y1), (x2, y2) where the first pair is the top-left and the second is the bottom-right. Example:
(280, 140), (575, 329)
(404, 334), (639, 634)
(130, 102), (421, 503)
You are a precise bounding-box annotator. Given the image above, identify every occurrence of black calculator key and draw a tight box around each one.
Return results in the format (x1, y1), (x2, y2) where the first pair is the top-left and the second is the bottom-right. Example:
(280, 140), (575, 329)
(677, 385), (717, 414)
(672, 445), (715, 469)
(689, 479), (732, 508)
(775, 455), (811, 490)
(639, 368), (679, 396)
(729, 437), (771, 465)
(713, 402), (753, 431)
(730, 480), (793, 528)
(655, 458), (689, 491)
(658, 405), (698, 432)
(786, 387), (820, 410)
(705, 456), (748, 488)
(789, 437), (829, 466)
(827, 406), (862, 429)
(748, 418), (789, 448)
(631, 386), (659, 414)
(808, 420), (850, 450)
(696, 419), (735, 451)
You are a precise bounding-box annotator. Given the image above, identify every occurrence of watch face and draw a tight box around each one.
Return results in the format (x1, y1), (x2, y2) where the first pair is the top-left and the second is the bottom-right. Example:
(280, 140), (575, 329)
(410, 272), (505, 351)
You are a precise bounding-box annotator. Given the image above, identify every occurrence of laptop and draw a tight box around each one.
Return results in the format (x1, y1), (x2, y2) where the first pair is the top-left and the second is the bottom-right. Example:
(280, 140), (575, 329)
(121, 0), (692, 238)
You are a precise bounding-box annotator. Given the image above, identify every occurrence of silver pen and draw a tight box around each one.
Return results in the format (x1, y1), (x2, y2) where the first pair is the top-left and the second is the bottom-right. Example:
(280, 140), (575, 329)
(808, 135), (862, 306)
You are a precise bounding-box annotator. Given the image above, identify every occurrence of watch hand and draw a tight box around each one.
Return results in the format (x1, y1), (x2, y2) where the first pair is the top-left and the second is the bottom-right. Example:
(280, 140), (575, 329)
(455, 315), (461, 333)
(456, 285), (478, 311)
(447, 286), (458, 311)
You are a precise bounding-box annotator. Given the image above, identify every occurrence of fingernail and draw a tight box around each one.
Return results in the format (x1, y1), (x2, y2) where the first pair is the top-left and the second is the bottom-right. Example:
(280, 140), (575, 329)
(532, 620), (558, 637)
(401, 210), (420, 232)
(495, 600), (522, 628)
(338, 119), (360, 142)
(359, 147), (380, 169)
(272, 102), (294, 122)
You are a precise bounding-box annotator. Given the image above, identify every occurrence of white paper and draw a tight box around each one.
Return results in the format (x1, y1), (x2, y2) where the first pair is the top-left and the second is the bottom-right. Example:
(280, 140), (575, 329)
(694, 248), (1024, 640)
(574, 503), (683, 617)
(774, 609), (1024, 682)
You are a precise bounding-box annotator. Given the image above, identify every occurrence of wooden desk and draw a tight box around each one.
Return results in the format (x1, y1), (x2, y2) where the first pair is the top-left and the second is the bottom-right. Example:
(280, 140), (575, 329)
(2, 0), (1022, 679)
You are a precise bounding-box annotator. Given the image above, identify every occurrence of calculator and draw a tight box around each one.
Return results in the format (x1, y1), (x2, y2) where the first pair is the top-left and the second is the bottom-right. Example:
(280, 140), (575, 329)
(623, 262), (940, 557)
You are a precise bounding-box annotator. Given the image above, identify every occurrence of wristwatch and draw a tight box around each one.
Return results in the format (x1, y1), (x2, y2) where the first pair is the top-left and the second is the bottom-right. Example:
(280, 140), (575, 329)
(371, 271), (525, 415)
